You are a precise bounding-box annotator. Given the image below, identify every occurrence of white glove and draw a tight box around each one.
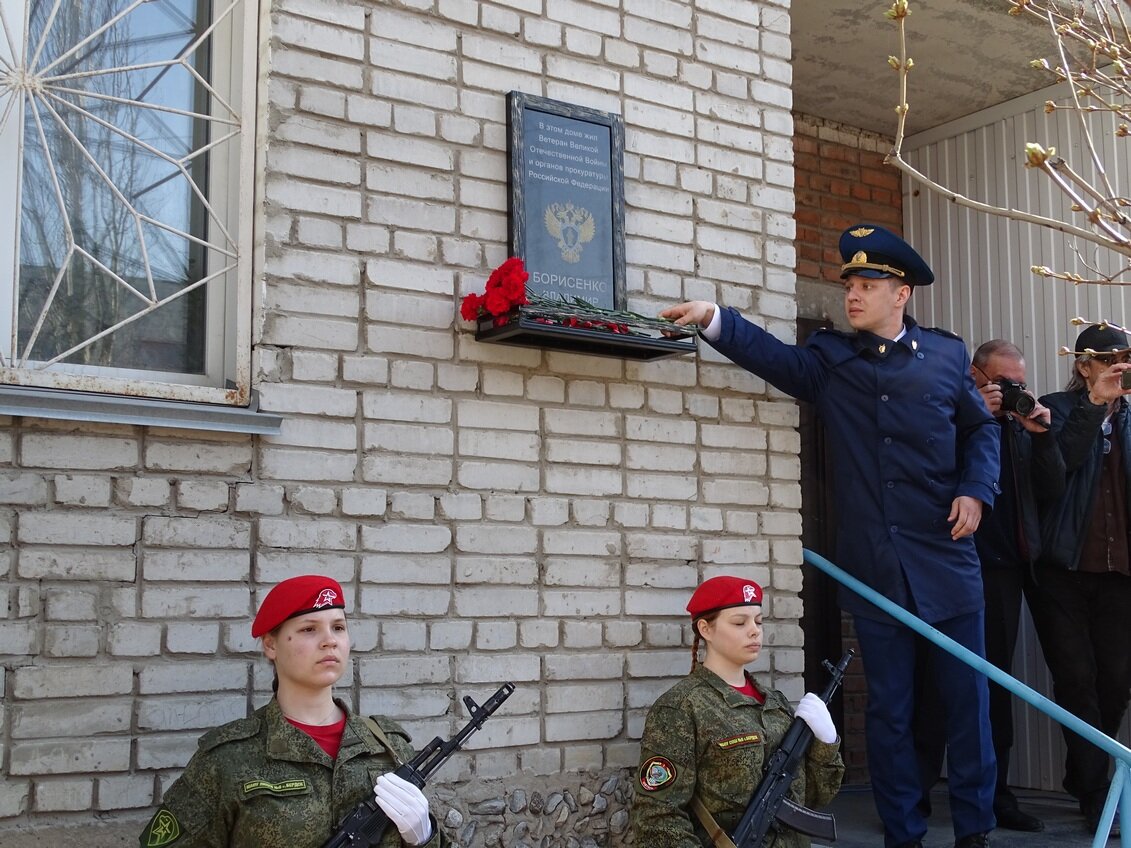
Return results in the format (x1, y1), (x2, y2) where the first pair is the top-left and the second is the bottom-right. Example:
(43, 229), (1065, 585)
(374, 773), (432, 846)
(795, 692), (838, 744)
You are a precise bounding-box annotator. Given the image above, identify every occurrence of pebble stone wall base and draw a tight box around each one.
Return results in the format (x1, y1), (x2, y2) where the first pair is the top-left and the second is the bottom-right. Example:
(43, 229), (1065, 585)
(434, 770), (634, 847)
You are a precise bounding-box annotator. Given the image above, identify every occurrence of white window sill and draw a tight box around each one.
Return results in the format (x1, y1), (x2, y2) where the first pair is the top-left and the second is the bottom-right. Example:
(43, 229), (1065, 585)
(0, 385), (283, 435)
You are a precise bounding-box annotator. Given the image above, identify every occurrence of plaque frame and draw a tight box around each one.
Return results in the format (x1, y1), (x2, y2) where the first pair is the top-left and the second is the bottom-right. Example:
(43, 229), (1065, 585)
(506, 91), (626, 311)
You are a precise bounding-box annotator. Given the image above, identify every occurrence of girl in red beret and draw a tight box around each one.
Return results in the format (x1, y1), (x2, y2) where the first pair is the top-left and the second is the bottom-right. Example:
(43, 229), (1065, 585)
(139, 575), (445, 848)
(630, 575), (845, 847)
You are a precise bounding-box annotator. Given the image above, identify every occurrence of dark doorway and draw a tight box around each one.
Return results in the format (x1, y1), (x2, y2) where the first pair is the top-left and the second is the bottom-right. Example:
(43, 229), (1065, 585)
(797, 316), (838, 683)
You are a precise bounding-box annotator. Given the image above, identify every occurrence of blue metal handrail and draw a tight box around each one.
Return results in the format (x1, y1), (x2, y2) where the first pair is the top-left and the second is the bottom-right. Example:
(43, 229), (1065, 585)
(803, 547), (1131, 848)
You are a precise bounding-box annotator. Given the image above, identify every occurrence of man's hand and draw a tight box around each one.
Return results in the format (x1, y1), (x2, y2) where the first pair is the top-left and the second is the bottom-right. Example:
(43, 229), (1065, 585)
(976, 381), (1003, 416)
(1088, 362), (1131, 405)
(1016, 399), (1052, 433)
(660, 301), (715, 328)
(947, 495), (983, 540)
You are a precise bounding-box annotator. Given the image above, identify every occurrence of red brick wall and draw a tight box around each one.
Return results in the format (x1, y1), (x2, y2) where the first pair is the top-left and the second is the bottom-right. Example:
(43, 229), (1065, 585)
(839, 622), (868, 782)
(793, 114), (903, 784)
(794, 115), (904, 289)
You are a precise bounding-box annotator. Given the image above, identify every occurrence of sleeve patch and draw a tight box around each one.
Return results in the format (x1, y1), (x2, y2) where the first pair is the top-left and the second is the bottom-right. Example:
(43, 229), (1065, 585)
(141, 809), (181, 847)
(638, 756), (677, 791)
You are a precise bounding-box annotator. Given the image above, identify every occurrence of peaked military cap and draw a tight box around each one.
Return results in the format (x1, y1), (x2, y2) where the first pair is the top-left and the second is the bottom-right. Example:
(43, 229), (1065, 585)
(839, 224), (934, 286)
(252, 574), (346, 637)
(686, 576), (763, 620)
(1068, 323), (1131, 356)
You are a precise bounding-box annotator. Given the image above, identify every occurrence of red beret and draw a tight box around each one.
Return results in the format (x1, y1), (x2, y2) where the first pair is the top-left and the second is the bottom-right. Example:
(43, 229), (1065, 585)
(251, 575), (346, 638)
(686, 576), (763, 619)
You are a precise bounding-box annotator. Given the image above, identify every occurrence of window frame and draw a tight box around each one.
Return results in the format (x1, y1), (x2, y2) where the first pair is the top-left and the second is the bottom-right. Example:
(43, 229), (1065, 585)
(0, 0), (258, 408)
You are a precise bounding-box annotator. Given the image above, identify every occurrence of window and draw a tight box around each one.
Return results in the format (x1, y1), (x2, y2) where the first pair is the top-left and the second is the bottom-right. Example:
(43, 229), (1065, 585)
(0, 0), (254, 405)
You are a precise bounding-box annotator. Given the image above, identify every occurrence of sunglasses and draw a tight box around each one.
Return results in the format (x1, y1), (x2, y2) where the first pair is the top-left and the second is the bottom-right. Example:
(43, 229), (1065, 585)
(1091, 353), (1130, 366)
(1103, 418), (1113, 455)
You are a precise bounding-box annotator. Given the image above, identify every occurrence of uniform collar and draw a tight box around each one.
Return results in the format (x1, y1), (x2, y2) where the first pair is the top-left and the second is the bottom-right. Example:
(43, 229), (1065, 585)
(265, 697), (377, 764)
(339, 705), (395, 763)
(691, 664), (788, 710)
(265, 698), (327, 763)
(853, 316), (921, 360)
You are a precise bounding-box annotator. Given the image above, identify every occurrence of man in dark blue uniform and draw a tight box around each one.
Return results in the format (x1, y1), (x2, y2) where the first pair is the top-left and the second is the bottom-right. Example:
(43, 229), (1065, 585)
(662, 224), (1000, 848)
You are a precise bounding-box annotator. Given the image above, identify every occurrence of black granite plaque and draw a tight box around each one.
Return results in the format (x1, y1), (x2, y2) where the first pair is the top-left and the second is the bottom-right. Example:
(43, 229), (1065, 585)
(507, 92), (625, 311)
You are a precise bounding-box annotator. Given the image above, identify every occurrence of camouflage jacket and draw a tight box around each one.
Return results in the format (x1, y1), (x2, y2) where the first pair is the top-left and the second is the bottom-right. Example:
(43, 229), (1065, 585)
(630, 665), (844, 848)
(138, 698), (445, 848)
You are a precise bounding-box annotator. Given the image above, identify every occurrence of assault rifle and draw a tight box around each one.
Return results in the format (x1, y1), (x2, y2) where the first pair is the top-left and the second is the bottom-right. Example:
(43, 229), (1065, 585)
(323, 682), (515, 848)
(729, 651), (854, 848)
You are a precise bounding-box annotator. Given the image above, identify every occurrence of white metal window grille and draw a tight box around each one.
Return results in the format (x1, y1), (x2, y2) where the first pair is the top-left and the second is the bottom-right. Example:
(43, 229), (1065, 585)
(0, 0), (254, 405)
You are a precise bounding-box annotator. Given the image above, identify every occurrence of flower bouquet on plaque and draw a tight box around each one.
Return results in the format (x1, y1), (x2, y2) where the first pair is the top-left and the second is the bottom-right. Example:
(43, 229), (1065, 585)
(460, 257), (699, 338)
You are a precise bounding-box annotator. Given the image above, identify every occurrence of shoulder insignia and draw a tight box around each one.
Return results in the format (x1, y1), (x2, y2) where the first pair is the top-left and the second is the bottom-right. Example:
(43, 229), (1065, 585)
(812, 327), (851, 339)
(368, 715), (412, 742)
(717, 732), (762, 749)
(198, 714), (260, 752)
(140, 808), (181, 847)
(924, 326), (963, 341)
(639, 756), (677, 791)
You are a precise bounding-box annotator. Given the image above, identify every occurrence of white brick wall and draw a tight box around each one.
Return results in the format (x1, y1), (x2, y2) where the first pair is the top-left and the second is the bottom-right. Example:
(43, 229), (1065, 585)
(0, 0), (806, 839)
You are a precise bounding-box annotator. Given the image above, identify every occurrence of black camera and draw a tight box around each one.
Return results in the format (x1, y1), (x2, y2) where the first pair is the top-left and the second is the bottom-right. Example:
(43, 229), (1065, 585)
(998, 378), (1036, 416)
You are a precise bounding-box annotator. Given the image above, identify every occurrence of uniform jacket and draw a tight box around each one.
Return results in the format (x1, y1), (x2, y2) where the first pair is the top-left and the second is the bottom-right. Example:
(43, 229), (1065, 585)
(1037, 390), (1130, 571)
(708, 309), (1000, 623)
(974, 415), (1065, 569)
(630, 665), (844, 848)
(138, 698), (445, 848)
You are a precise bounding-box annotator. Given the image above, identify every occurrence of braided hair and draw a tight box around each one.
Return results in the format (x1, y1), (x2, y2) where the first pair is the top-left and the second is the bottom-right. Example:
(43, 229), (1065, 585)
(689, 610), (722, 672)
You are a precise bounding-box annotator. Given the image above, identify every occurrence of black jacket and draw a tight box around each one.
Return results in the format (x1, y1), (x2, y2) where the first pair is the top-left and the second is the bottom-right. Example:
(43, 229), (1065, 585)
(976, 414), (1065, 568)
(1037, 389), (1127, 570)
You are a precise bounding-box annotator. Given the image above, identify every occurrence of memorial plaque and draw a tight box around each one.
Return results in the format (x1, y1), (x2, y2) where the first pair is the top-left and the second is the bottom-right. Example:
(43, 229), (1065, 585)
(507, 92), (625, 311)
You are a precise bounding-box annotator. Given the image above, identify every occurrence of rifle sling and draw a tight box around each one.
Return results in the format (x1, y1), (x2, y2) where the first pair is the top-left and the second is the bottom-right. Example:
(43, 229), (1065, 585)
(362, 716), (406, 768)
(691, 797), (739, 848)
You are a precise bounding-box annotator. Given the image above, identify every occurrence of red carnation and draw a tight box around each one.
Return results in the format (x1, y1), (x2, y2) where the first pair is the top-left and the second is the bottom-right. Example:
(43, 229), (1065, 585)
(459, 257), (530, 322)
(484, 287), (512, 316)
(501, 274), (528, 305)
(497, 257), (527, 279)
(460, 292), (483, 321)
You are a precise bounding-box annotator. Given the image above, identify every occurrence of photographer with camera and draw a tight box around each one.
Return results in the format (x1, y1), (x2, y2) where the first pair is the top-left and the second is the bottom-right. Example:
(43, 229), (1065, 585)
(1025, 323), (1131, 837)
(915, 339), (1064, 832)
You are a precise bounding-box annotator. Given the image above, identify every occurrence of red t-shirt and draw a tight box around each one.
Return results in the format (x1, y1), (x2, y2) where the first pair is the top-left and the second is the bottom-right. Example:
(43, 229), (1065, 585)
(732, 673), (765, 703)
(287, 716), (347, 758)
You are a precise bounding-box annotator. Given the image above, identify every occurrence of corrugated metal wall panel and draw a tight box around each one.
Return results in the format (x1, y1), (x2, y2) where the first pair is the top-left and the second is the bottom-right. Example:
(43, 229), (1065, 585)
(903, 84), (1131, 792)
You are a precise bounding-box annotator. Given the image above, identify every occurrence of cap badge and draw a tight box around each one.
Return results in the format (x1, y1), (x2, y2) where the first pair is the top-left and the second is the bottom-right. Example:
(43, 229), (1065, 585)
(313, 588), (339, 609)
(742, 584), (758, 603)
(850, 227), (875, 238)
